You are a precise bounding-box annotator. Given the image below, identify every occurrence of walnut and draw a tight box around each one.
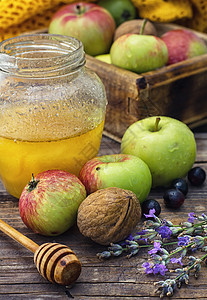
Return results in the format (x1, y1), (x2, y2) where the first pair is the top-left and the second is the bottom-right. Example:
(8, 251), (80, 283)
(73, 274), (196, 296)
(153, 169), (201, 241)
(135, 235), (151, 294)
(77, 187), (141, 245)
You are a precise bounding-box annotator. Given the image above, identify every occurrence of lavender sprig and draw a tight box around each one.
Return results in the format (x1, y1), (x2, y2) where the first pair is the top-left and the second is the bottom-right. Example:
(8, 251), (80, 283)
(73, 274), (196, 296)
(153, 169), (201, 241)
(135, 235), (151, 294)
(97, 210), (207, 297)
(155, 253), (207, 298)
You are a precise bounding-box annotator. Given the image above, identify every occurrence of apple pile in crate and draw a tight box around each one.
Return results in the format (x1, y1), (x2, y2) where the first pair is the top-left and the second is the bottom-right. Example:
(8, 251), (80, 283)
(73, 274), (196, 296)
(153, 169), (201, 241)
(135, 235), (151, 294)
(48, 1), (207, 73)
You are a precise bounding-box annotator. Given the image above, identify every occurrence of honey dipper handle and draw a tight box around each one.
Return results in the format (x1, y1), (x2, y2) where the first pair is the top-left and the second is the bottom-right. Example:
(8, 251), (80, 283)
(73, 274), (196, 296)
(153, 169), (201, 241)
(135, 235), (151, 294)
(0, 218), (39, 253)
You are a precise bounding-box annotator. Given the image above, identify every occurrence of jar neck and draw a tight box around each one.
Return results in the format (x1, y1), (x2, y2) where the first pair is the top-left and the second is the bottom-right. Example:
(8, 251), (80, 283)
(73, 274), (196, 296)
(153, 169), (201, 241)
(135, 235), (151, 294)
(0, 34), (85, 77)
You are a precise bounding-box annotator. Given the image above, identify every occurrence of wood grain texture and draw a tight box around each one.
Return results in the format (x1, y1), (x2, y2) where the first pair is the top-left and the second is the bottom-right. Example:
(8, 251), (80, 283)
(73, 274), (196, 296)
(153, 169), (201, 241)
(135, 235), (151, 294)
(0, 134), (206, 299)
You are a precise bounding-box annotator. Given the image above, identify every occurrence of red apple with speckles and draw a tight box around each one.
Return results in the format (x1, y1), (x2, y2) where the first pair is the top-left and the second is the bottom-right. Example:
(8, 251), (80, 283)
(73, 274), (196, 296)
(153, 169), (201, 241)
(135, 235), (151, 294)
(48, 2), (115, 56)
(161, 29), (207, 65)
(110, 33), (168, 73)
(79, 154), (152, 203)
(19, 170), (86, 236)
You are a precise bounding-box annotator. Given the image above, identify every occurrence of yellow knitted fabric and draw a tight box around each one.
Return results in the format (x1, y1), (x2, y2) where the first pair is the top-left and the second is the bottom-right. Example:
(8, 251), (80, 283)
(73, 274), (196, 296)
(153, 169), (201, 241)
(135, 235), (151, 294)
(0, 4), (65, 41)
(187, 0), (207, 33)
(131, 0), (207, 33)
(131, 0), (193, 22)
(0, 0), (97, 29)
(0, 0), (96, 42)
(0, 0), (52, 29)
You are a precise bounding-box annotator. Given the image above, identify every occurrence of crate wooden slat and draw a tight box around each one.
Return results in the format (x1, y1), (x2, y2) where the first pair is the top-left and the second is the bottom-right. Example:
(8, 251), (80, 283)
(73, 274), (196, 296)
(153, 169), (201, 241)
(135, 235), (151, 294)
(86, 23), (207, 139)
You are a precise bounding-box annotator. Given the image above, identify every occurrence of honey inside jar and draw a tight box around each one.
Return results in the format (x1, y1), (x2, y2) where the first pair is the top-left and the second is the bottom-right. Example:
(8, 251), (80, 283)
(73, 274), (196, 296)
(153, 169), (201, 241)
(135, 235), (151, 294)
(0, 34), (107, 198)
(0, 120), (104, 198)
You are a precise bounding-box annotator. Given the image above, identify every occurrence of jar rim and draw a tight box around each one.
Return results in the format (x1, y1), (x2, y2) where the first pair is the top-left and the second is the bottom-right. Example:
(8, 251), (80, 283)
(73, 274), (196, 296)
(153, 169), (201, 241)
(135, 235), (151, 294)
(0, 34), (85, 76)
(0, 34), (83, 57)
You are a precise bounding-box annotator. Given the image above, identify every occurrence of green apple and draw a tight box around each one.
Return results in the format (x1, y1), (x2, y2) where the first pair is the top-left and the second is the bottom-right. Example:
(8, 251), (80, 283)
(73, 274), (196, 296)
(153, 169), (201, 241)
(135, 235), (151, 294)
(79, 153), (152, 203)
(95, 54), (111, 63)
(121, 116), (196, 188)
(110, 33), (168, 73)
(98, 0), (137, 27)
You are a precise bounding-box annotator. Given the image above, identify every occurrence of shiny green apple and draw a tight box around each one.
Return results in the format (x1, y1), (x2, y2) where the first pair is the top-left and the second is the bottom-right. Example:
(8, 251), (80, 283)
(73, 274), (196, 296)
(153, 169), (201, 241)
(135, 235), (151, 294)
(121, 116), (196, 187)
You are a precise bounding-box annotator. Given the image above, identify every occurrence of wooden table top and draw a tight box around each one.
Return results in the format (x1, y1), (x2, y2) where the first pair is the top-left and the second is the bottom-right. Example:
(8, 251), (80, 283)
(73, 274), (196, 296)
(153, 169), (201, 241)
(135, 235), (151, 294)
(0, 132), (206, 299)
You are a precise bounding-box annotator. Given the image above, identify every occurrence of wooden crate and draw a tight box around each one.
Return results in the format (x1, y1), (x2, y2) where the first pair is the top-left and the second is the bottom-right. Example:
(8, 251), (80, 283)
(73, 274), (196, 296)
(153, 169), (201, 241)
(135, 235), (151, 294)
(86, 23), (207, 140)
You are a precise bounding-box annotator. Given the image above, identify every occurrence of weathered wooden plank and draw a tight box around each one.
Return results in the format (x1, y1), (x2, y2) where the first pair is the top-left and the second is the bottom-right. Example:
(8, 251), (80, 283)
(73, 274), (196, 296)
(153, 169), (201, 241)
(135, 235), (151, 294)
(0, 281), (206, 298)
(0, 264), (207, 286)
(0, 296), (64, 300)
(65, 282), (207, 298)
(0, 296), (201, 300)
(0, 283), (69, 296)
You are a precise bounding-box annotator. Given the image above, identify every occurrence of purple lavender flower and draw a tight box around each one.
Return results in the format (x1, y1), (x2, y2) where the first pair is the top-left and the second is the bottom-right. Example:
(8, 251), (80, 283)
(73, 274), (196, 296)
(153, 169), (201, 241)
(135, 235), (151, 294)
(156, 225), (172, 239)
(170, 257), (183, 266)
(136, 230), (149, 243)
(126, 233), (134, 242)
(127, 230), (146, 241)
(144, 208), (156, 218)
(201, 213), (207, 219)
(153, 263), (168, 276)
(126, 230), (148, 244)
(177, 236), (190, 246)
(137, 230), (147, 235)
(148, 241), (162, 255)
(188, 212), (196, 223)
(142, 262), (153, 274)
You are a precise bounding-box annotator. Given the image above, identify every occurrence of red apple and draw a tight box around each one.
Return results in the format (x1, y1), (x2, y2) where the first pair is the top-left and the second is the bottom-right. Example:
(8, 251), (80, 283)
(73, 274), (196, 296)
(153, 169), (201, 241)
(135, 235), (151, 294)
(161, 29), (207, 65)
(79, 154), (152, 203)
(19, 170), (86, 236)
(48, 2), (116, 56)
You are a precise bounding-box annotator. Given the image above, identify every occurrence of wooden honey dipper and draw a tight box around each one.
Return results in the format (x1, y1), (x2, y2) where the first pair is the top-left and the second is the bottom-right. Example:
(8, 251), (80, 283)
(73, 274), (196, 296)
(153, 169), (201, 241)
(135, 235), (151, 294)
(0, 218), (81, 286)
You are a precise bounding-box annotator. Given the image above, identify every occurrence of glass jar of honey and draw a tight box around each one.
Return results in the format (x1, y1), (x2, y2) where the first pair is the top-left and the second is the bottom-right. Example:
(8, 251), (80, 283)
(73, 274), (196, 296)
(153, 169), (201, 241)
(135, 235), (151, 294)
(0, 34), (107, 198)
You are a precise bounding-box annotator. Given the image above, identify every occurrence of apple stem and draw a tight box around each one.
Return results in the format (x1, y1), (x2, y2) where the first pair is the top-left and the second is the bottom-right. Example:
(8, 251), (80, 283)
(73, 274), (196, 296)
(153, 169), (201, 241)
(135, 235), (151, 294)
(75, 4), (85, 15)
(139, 19), (148, 35)
(154, 117), (161, 132)
(27, 174), (40, 192)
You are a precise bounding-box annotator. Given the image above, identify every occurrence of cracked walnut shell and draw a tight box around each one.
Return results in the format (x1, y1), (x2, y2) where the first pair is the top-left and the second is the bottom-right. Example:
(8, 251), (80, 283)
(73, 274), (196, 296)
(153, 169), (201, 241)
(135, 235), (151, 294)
(77, 187), (141, 245)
